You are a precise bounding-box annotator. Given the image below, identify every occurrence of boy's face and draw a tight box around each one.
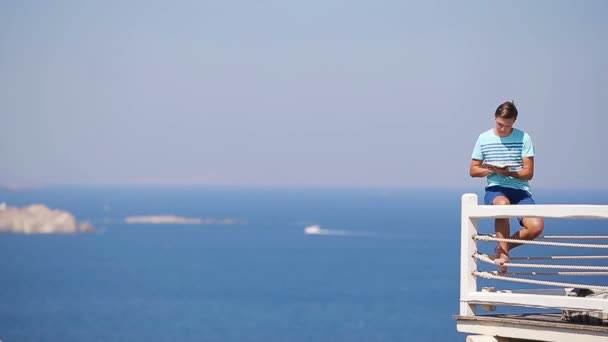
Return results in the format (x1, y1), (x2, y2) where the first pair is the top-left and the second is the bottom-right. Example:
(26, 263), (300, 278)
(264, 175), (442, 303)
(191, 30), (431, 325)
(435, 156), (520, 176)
(495, 116), (516, 137)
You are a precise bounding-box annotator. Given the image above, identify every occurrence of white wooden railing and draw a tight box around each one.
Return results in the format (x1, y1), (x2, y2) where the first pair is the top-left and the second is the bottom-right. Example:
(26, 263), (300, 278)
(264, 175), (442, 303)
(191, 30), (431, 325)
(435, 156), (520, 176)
(460, 193), (608, 317)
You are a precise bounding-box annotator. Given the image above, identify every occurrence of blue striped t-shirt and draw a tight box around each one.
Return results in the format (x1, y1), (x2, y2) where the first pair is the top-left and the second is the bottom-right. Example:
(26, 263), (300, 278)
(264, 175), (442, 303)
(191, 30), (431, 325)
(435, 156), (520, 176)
(471, 128), (534, 191)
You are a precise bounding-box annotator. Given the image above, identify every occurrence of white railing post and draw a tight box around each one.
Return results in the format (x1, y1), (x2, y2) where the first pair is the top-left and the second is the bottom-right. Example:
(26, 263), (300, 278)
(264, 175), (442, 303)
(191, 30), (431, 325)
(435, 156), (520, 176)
(460, 193), (479, 316)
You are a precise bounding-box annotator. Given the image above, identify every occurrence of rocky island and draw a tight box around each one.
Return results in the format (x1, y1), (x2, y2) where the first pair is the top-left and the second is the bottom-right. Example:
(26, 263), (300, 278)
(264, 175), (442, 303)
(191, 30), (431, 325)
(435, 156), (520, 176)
(0, 202), (95, 234)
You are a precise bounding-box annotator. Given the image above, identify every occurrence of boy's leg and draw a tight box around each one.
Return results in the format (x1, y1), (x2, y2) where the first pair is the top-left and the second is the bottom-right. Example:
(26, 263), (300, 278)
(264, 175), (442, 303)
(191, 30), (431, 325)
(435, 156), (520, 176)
(485, 187), (511, 273)
(493, 197), (511, 273)
(509, 192), (544, 250)
(508, 218), (544, 250)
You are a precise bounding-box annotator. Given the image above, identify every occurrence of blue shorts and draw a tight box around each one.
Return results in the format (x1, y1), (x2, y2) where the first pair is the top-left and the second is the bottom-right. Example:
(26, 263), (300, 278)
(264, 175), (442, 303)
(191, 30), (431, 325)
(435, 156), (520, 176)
(484, 185), (535, 226)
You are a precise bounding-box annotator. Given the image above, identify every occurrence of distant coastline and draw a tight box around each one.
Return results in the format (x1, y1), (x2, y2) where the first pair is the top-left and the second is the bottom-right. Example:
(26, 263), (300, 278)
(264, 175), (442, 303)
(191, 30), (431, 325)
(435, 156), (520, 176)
(0, 203), (94, 234)
(0, 182), (43, 191)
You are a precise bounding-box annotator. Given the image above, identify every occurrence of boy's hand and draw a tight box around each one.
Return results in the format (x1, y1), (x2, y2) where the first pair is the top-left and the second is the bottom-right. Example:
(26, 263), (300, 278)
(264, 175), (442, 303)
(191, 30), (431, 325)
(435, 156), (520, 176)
(492, 167), (512, 176)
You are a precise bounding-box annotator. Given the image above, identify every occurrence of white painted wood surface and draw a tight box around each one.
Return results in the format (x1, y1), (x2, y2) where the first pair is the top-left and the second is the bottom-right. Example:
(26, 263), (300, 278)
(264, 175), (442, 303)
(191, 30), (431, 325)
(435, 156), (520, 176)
(467, 204), (608, 220)
(465, 335), (506, 342)
(464, 292), (608, 312)
(460, 193), (479, 316)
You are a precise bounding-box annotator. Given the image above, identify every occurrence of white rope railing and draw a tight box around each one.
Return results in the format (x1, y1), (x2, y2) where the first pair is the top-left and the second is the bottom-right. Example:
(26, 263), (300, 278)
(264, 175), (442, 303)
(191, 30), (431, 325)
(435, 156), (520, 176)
(473, 235), (608, 291)
(509, 255), (608, 261)
(473, 271), (608, 291)
(505, 272), (608, 277)
(474, 253), (608, 271)
(474, 234), (608, 249)
(541, 235), (608, 240)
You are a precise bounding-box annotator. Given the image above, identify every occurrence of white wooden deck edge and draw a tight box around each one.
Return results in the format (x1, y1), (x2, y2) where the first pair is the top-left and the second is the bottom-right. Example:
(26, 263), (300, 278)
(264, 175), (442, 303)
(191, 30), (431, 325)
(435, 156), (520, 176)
(456, 319), (608, 342)
(462, 292), (608, 312)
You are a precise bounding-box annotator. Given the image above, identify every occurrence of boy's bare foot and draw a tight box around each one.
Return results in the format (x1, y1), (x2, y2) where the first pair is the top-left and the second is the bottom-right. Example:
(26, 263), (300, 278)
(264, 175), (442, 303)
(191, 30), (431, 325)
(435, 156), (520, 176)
(494, 246), (509, 273)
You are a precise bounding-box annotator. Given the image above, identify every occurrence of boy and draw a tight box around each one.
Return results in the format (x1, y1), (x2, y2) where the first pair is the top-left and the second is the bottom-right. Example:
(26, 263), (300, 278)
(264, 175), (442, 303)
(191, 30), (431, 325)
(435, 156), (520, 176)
(469, 101), (544, 272)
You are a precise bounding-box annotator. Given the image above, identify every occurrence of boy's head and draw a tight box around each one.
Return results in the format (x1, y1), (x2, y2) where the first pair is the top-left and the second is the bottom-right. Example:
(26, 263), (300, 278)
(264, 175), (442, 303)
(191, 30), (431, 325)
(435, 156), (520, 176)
(494, 101), (517, 137)
(494, 100), (518, 120)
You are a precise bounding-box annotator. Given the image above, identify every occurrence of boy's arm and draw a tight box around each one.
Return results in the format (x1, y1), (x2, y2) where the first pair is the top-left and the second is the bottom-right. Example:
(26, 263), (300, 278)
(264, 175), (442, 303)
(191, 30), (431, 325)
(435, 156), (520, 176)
(470, 159), (494, 178)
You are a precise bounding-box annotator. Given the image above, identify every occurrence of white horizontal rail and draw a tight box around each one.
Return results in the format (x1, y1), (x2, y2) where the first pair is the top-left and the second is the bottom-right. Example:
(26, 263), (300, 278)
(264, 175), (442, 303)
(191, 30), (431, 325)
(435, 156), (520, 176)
(466, 204), (608, 220)
(463, 292), (608, 312)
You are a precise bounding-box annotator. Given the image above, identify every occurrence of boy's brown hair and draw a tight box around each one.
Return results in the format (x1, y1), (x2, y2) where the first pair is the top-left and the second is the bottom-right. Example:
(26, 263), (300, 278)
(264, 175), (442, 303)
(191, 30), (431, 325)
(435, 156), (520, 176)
(495, 101), (518, 119)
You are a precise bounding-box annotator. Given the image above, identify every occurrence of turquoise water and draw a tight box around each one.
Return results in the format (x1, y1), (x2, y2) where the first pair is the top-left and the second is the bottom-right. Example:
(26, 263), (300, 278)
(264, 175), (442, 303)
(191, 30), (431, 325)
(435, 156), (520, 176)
(0, 186), (606, 341)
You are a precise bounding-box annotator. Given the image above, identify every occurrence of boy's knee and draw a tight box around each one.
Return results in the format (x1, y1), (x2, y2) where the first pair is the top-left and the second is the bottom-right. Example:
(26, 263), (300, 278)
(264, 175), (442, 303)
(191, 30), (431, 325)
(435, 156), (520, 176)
(493, 196), (511, 205)
(525, 218), (544, 237)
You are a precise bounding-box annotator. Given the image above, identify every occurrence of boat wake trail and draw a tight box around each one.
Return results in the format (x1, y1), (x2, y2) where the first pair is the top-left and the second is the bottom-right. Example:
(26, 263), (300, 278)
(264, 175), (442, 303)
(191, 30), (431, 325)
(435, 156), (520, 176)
(303, 225), (375, 237)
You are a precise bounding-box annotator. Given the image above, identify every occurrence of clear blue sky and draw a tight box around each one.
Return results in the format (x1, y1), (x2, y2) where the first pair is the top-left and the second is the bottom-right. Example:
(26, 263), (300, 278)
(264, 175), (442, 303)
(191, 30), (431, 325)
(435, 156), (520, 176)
(1, 1), (606, 188)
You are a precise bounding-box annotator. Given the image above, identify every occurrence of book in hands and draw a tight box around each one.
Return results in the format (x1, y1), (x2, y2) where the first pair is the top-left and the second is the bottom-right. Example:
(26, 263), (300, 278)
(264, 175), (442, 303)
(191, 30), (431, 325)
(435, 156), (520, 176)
(482, 161), (520, 169)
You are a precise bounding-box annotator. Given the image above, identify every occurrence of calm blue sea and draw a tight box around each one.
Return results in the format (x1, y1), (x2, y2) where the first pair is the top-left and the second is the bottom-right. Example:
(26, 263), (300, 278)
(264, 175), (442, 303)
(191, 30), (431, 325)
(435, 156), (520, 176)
(0, 186), (606, 342)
